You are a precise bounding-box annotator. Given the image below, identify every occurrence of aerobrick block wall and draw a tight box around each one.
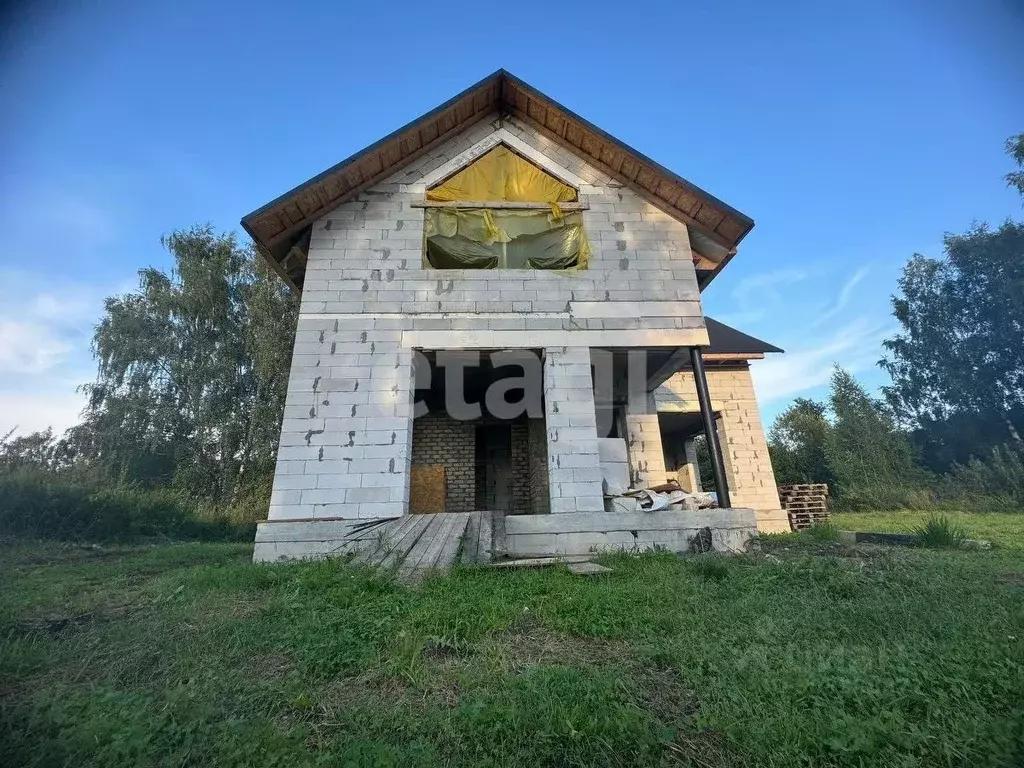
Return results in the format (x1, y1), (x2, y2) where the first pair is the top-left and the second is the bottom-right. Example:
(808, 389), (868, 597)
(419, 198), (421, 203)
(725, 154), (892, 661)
(268, 114), (710, 521)
(655, 365), (789, 532)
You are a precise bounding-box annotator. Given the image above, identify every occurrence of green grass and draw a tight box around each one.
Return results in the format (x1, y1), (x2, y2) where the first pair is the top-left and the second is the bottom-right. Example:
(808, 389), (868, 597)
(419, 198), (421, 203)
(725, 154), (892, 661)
(833, 510), (1024, 548)
(2, 534), (1023, 767)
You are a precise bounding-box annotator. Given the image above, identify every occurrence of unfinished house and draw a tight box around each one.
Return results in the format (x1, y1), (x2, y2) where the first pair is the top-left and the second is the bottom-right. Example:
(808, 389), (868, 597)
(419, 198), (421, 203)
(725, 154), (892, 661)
(243, 70), (787, 566)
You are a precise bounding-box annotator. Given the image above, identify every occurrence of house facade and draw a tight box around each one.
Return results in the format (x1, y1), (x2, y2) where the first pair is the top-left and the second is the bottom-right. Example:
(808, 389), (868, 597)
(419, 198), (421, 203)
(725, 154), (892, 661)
(243, 71), (787, 562)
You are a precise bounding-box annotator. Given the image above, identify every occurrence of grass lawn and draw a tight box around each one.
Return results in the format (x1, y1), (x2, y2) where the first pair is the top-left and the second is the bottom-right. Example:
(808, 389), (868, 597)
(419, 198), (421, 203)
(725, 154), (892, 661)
(833, 510), (1024, 548)
(2, 528), (1023, 767)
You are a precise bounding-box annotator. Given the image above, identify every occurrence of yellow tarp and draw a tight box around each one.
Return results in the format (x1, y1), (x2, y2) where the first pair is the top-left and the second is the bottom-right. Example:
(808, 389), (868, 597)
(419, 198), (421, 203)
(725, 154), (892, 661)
(426, 145), (577, 203)
(424, 208), (591, 270)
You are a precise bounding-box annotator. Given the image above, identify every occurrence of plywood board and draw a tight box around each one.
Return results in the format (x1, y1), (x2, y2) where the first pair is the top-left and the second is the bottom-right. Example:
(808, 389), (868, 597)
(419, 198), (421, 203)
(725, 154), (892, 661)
(410, 465), (446, 514)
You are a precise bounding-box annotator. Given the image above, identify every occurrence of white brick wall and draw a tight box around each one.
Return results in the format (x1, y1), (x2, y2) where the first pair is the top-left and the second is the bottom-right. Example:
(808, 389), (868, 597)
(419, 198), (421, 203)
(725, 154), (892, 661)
(655, 364), (788, 532)
(267, 115), (711, 522)
(624, 395), (668, 490)
(543, 347), (604, 514)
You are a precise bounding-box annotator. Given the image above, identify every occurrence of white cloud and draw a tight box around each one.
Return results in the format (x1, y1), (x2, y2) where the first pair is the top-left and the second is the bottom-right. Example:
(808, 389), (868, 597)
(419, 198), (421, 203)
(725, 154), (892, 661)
(1, 184), (118, 249)
(809, 264), (871, 327)
(0, 384), (88, 436)
(0, 320), (72, 374)
(0, 270), (109, 436)
(751, 316), (893, 404)
(714, 268), (808, 327)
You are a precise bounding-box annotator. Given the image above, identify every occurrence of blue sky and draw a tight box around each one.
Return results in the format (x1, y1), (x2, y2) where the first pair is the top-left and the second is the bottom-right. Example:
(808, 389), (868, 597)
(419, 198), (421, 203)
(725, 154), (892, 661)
(1, 0), (1022, 435)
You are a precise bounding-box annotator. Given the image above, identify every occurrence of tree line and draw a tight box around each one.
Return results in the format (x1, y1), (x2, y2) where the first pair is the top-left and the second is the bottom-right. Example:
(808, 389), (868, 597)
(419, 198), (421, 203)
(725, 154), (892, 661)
(769, 135), (1024, 510)
(2, 135), (1022, 528)
(1, 228), (299, 530)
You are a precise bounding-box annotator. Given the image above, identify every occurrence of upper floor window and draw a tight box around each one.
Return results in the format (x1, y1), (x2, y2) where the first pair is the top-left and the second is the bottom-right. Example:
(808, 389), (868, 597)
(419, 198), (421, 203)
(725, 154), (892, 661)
(423, 145), (590, 270)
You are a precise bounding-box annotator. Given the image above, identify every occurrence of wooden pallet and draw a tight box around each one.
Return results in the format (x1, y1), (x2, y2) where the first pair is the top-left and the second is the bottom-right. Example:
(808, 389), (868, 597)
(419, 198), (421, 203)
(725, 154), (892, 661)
(778, 483), (830, 531)
(779, 483), (830, 494)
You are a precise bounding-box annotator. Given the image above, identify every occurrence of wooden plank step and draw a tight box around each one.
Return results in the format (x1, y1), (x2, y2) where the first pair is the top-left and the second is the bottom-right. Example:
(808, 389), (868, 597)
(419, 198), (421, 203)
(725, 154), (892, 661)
(399, 516), (448, 576)
(487, 554), (595, 569)
(399, 514), (469, 583)
(462, 512), (481, 565)
(434, 513), (470, 572)
(366, 515), (432, 568)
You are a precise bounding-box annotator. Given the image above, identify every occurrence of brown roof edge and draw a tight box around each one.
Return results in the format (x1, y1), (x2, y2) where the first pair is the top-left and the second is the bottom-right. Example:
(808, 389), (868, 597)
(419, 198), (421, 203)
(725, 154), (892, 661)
(241, 69), (755, 289)
(243, 71), (505, 224)
(501, 71), (754, 244)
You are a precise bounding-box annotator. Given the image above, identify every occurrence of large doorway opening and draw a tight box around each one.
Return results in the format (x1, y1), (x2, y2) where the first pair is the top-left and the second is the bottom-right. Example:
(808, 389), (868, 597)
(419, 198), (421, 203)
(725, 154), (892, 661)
(411, 350), (549, 515)
(659, 411), (719, 495)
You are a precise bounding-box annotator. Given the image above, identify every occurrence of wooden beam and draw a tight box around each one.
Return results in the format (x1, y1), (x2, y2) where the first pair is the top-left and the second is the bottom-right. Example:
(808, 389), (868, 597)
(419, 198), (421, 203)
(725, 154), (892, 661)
(704, 353), (764, 361)
(691, 249), (719, 272)
(410, 201), (589, 210)
(510, 111), (736, 250)
(647, 351), (765, 391)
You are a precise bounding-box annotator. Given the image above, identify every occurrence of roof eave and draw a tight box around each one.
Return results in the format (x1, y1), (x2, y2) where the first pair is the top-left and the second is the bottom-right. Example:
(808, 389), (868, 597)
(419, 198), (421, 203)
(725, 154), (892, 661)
(240, 70), (755, 289)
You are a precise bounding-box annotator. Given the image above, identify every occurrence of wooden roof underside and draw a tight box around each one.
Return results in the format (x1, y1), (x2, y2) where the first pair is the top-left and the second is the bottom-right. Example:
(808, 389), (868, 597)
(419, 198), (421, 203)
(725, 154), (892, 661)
(241, 70), (755, 291)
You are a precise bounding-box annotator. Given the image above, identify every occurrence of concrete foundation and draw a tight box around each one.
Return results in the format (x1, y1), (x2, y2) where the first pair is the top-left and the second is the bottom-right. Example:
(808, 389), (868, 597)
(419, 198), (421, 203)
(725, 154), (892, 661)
(253, 507), (757, 563)
(501, 508), (757, 557)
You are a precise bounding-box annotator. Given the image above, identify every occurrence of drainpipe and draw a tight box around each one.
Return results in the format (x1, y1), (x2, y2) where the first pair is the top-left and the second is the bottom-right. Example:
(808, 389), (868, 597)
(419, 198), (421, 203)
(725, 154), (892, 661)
(689, 346), (731, 508)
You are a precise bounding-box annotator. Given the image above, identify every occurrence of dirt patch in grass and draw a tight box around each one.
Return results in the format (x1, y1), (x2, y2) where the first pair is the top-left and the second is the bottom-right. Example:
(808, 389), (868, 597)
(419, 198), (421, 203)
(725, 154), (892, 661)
(753, 535), (905, 565)
(996, 571), (1024, 587)
(251, 651), (294, 678)
(316, 673), (411, 713)
(489, 613), (632, 672)
(10, 599), (142, 638)
(12, 612), (96, 636)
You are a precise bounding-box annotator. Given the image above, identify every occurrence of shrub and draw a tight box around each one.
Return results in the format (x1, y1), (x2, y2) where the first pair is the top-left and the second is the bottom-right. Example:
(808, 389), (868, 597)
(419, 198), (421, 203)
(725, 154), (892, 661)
(945, 444), (1024, 507)
(830, 484), (936, 512)
(915, 514), (967, 548)
(805, 522), (841, 542)
(0, 468), (254, 542)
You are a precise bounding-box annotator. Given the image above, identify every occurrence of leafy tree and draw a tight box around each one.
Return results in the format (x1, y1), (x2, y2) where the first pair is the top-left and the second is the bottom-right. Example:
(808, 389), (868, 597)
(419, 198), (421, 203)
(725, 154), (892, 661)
(1006, 133), (1024, 200)
(70, 226), (298, 503)
(826, 367), (926, 494)
(767, 398), (834, 485)
(905, 405), (1024, 474)
(882, 225), (1024, 446)
(0, 428), (72, 472)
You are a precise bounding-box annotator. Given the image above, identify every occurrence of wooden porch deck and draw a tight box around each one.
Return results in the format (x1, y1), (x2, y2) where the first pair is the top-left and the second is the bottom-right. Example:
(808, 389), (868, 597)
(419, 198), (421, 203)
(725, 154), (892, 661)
(336, 511), (495, 583)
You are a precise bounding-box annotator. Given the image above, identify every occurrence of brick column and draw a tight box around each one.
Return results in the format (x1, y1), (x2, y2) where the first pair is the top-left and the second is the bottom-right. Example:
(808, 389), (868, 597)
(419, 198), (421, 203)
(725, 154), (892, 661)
(625, 393), (668, 489)
(681, 438), (702, 492)
(543, 347), (604, 513)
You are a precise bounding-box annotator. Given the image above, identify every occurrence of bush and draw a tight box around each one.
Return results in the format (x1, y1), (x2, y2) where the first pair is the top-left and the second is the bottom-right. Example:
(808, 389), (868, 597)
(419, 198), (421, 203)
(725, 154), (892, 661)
(830, 484), (936, 512)
(945, 444), (1024, 506)
(915, 514), (967, 548)
(0, 469), (254, 542)
(805, 522), (841, 542)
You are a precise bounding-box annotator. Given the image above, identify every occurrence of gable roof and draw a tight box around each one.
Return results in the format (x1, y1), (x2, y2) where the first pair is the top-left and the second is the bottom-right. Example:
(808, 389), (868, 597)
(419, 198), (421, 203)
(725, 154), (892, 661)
(241, 69), (755, 291)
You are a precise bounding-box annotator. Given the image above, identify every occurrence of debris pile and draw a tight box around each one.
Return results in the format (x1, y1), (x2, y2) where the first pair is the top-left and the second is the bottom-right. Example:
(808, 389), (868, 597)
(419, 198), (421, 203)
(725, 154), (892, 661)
(604, 480), (718, 513)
